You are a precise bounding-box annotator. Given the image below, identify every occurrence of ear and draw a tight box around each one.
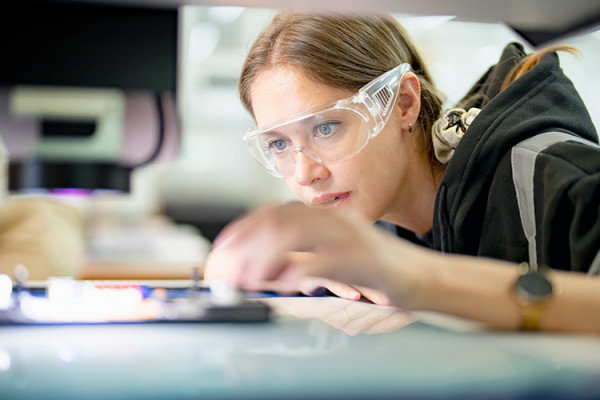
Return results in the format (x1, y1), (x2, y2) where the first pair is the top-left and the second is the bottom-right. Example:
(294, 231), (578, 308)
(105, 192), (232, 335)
(395, 72), (421, 131)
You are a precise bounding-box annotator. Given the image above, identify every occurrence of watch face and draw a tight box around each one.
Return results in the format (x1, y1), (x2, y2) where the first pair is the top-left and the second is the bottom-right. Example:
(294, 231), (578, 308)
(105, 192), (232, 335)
(516, 273), (553, 301)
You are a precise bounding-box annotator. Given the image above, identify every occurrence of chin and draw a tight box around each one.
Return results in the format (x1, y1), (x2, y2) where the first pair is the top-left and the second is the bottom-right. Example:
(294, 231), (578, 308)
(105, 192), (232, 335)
(343, 205), (375, 222)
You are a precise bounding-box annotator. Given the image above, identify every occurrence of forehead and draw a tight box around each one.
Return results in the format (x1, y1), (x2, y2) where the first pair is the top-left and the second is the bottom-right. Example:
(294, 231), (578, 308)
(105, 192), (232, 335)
(250, 66), (354, 129)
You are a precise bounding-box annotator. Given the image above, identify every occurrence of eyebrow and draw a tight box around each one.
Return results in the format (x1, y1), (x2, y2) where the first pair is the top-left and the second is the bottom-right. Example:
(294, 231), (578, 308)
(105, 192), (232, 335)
(261, 114), (321, 138)
(260, 130), (283, 140)
(301, 114), (319, 124)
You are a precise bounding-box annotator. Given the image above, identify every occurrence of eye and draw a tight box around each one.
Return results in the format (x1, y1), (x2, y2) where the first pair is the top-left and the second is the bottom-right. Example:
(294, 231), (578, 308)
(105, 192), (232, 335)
(315, 122), (340, 137)
(269, 139), (288, 152)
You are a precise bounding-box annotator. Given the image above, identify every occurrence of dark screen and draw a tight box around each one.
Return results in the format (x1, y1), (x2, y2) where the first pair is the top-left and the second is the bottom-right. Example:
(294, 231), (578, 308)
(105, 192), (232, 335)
(1, 1), (178, 92)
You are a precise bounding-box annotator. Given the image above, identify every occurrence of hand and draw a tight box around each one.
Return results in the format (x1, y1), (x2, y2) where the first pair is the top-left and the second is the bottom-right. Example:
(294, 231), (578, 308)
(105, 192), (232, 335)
(297, 276), (391, 305)
(204, 249), (391, 305)
(212, 202), (427, 309)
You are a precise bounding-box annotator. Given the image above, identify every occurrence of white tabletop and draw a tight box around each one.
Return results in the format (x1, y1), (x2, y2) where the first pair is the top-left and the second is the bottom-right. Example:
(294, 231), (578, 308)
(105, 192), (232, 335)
(1, 296), (599, 399)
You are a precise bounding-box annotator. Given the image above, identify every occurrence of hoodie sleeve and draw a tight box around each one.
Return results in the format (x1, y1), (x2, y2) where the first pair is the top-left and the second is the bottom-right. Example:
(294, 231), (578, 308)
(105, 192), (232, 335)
(534, 141), (600, 274)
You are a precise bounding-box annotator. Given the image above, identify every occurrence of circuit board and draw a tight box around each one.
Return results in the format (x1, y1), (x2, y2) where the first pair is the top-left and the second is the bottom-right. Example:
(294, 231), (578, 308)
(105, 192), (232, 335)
(0, 275), (271, 325)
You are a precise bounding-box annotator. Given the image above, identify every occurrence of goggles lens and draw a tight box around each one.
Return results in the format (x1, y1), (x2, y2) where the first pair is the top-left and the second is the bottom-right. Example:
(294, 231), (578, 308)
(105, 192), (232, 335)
(246, 107), (370, 177)
(244, 63), (411, 177)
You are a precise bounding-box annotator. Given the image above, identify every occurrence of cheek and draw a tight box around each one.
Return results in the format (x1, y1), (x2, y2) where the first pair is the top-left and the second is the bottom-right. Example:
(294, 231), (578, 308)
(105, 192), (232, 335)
(358, 126), (405, 176)
(283, 178), (308, 202)
(351, 126), (408, 194)
(281, 124), (407, 206)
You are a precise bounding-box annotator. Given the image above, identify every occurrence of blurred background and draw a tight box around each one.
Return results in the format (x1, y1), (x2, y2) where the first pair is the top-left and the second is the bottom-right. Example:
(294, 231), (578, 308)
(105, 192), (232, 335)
(164, 6), (600, 237)
(0, 3), (599, 280)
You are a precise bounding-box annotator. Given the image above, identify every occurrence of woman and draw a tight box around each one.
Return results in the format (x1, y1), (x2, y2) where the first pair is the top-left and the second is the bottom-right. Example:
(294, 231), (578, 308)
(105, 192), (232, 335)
(205, 12), (600, 333)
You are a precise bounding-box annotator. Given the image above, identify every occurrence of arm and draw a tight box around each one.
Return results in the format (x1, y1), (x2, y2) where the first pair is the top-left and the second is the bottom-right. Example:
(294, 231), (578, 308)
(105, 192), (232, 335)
(214, 202), (600, 334)
(532, 140), (600, 273)
(400, 249), (600, 333)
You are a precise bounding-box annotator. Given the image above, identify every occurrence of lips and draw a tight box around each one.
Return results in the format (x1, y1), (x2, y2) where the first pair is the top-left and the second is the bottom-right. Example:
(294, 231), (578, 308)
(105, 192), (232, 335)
(312, 192), (350, 206)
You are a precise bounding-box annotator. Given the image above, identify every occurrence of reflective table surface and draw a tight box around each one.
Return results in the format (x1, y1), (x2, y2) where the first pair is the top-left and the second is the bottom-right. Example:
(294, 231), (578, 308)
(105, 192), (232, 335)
(1, 296), (600, 399)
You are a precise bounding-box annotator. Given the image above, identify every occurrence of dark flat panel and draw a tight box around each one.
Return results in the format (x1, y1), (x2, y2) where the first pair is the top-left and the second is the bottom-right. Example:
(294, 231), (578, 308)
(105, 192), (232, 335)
(1, 1), (178, 91)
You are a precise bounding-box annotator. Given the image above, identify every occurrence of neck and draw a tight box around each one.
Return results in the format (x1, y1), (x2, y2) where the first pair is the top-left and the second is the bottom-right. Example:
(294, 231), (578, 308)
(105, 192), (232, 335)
(383, 161), (445, 235)
(381, 192), (436, 235)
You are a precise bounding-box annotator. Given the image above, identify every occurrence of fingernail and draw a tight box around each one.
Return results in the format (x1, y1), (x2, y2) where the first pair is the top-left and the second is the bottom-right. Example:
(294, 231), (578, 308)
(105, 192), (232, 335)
(348, 288), (361, 300)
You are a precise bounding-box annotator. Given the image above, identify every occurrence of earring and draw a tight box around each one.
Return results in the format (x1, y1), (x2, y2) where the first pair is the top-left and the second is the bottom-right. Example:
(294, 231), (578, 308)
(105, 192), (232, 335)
(408, 123), (413, 133)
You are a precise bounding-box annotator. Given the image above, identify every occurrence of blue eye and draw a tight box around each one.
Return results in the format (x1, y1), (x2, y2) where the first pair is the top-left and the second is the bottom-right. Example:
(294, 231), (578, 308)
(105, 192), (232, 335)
(316, 122), (340, 137)
(269, 139), (287, 152)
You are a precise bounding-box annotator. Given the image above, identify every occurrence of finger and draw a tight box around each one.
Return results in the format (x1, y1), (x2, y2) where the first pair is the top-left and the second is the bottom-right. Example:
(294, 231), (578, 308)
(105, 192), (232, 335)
(215, 203), (375, 291)
(297, 277), (327, 296)
(353, 285), (392, 306)
(216, 205), (310, 286)
(224, 207), (338, 287)
(212, 203), (280, 249)
(319, 280), (361, 301)
(297, 277), (361, 300)
(232, 250), (291, 291)
(203, 248), (238, 280)
(223, 215), (299, 288)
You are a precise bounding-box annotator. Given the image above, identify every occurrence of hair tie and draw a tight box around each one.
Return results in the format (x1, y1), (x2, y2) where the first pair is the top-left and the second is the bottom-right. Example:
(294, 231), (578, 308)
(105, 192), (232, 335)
(432, 107), (480, 163)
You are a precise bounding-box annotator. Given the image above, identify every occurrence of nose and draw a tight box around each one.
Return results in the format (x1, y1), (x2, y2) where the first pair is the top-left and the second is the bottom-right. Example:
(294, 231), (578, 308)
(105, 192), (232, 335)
(291, 149), (330, 186)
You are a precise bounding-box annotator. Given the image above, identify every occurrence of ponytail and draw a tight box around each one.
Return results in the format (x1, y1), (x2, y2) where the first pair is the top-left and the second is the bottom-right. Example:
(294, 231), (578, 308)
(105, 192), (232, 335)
(501, 45), (580, 90)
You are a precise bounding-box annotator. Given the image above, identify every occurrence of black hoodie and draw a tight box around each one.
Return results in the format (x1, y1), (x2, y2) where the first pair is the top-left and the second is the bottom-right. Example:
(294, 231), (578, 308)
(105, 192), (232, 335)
(432, 43), (600, 273)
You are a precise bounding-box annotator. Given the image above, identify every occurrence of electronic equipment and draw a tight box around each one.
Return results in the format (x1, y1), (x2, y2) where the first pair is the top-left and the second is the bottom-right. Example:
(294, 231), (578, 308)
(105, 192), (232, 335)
(0, 0), (181, 192)
(0, 272), (271, 324)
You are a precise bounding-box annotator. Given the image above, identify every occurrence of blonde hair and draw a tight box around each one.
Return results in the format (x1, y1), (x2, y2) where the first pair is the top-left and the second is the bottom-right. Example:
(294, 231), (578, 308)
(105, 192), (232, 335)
(239, 11), (445, 168)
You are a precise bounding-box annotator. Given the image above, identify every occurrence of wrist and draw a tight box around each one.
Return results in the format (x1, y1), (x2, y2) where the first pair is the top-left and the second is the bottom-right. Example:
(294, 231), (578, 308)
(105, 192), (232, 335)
(407, 253), (523, 329)
(513, 262), (555, 331)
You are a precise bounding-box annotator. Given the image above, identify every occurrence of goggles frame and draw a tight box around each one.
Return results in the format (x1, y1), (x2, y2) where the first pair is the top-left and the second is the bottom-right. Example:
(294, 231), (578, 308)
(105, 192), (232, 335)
(243, 63), (412, 177)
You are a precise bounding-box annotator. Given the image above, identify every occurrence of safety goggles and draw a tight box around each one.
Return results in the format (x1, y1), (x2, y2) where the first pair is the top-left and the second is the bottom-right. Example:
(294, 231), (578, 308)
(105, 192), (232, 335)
(243, 63), (412, 178)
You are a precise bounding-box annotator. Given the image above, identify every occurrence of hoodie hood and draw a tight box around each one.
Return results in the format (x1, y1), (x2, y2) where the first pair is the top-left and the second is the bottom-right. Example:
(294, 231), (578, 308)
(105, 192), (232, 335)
(456, 42), (527, 111)
(432, 43), (598, 254)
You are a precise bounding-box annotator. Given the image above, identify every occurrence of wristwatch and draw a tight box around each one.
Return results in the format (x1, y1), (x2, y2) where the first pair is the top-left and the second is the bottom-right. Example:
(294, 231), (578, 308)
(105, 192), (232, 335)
(513, 262), (554, 331)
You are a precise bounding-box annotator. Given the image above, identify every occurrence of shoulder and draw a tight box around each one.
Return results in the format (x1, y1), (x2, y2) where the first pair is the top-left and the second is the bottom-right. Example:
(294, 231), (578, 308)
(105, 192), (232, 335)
(512, 132), (600, 193)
